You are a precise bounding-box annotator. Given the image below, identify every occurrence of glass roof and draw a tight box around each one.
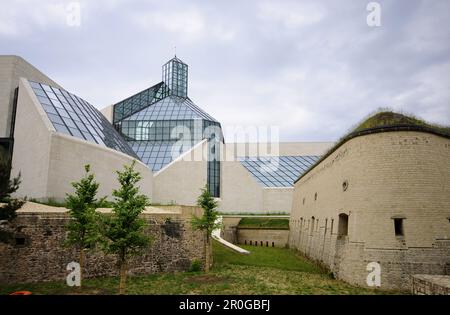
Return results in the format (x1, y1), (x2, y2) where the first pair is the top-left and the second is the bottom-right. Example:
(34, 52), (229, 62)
(113, 82), (166, 123)
(238, 156), (320, 187)
(123, 96), (218, 122)
(29, 80), (138, 159)
(128, 140), (194, 172)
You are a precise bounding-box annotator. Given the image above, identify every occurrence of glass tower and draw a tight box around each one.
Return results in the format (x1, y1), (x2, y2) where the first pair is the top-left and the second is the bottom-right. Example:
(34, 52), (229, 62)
(162, 57), (188, 98)
(113, 57), (222, 197)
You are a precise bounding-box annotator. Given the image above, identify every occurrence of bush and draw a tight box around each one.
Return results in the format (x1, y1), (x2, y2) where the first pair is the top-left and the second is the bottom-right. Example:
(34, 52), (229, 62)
(189, 259), (202, 272)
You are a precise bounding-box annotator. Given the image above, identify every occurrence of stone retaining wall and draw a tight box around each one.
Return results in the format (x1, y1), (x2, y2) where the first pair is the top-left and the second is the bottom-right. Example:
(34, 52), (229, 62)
(0, 204), (205, 284)
(412, 275), (450, 295)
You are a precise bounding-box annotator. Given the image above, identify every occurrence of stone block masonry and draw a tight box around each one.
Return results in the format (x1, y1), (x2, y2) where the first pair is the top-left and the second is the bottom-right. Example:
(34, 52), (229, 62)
(290, 131), (450, 290)
(0, 203), (205, 284)
(412, 275), (450, 295)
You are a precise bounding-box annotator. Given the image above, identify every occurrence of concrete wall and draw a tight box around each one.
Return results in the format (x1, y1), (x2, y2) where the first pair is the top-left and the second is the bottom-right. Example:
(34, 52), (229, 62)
(289, 131), (450, 290)
(153, 140), (208, 206)
(0, 203), (205, 284)
(221, 217), (242, 243)
(221, 216), (290, 247)
(11, 78), (153, 201)
(237, 228), (289, 248)
(0, 55), (61, 138)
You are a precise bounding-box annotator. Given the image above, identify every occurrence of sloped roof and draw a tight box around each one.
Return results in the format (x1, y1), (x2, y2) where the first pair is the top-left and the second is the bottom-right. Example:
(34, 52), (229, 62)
(123, 95), (219, 123)
(239, 156), (320, 187)
(128, 140), (194, 172)
(29, 80), (138, 159)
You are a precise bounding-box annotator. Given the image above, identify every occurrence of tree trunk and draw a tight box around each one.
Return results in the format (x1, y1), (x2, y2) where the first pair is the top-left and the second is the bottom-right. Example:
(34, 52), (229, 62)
(79, 249), (84, 287)
(209, 239), (213, 268)
(205, 233), (210, 273)
(119, 255), (128, 295)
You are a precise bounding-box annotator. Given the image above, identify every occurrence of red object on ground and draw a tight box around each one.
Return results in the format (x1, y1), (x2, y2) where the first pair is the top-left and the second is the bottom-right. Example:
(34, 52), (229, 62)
(10, 291), (32, 295)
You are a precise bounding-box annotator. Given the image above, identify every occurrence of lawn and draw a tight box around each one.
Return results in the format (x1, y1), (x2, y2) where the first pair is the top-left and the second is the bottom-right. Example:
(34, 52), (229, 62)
(237, 218), (289, 230)
(0, 241), (401, 295)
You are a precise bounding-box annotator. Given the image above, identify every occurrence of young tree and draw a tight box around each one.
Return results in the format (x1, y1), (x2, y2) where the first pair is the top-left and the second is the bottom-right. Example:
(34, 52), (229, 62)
(0, 154), (24, 221)
(0, 152), (25, 243)
(64, 165), (102, 285)
(101, 161), (151, 295)
(191, 186), (221, 273)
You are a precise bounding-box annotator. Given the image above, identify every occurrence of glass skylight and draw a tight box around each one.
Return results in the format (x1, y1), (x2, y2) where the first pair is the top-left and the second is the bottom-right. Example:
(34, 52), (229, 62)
(239, 156), (320, 187)
(29, 80), (138, 159)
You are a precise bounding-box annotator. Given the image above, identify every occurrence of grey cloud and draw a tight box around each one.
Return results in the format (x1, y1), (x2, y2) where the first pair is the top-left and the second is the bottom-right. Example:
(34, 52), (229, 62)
(1, 0), (449, 142)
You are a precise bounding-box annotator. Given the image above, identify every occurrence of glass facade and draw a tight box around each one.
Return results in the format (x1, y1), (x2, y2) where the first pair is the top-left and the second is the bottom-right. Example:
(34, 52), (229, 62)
(113, 57), (222, 197)
(239, 156), (320, 187)
(113, 82), (166, 122)
(29, 80), (138, 158)
(128, 140), (193, 172)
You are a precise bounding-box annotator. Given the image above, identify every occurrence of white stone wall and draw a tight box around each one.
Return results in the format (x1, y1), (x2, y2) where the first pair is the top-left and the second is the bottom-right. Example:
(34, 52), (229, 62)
(46, 133), (153, 201)
(100, 104), (114, 123)
(152, 140), (208, 206)
(219, 154), (264, 213)
(0, 55), (61, 137)
(11, 78), (53, 198)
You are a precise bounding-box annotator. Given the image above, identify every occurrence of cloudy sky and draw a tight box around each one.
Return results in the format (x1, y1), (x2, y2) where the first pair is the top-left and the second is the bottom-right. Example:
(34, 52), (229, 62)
(1, 0), (449, 142)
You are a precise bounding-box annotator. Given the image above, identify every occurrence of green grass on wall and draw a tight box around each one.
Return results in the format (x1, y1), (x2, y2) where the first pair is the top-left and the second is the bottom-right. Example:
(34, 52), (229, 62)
(237, 217), (290, 230)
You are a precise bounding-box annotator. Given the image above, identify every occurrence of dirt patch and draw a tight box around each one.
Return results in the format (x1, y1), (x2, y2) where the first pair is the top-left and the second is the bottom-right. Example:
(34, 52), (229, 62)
(67, 288), (110, 295)
(185, 275), (228, 284)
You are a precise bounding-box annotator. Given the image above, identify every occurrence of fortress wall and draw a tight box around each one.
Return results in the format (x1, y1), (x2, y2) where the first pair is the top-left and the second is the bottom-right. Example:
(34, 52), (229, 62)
(289, 131), (450, 290)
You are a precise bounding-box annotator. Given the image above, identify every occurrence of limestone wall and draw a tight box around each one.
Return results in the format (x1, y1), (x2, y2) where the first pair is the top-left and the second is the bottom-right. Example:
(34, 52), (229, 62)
(219, 155), (263, 213)
(262, 188), (293, 213)
(289, 131), (450, 290)
(46, 133), (153, 201)
(411, 275), (450, 295)
(153, 140), (208, 206)
(100, 104), (114, 123)
(0, 55), (61, 138)
(0, 203), (205, 284)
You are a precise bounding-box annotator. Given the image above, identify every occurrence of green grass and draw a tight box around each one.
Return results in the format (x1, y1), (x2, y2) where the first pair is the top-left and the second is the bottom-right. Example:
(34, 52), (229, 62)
(237, 218), (289, 230)
(0, 241), (403, 295)
(213, 241), (321, 273)
(352, 110), (450, 135)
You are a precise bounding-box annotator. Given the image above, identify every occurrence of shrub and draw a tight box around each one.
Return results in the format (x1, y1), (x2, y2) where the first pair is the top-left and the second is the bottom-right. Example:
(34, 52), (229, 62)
(189, 259), (202, 272)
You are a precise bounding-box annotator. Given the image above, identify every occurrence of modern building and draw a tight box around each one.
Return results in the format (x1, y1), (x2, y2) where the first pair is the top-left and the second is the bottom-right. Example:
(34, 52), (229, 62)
(289, 112), (450, 290)
(1, 55), (331, 213)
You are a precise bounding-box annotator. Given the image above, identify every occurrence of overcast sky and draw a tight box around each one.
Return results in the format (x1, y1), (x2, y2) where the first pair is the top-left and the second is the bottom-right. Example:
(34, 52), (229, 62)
(1, 0), (449, 142)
